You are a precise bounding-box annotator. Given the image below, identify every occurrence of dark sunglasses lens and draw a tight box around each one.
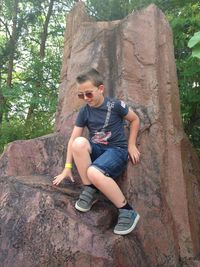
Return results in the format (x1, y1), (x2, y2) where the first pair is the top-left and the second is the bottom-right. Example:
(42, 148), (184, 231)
(78, 92), (93, 99)
(78, 94), (84, 99)
(85, 92), (93, 98)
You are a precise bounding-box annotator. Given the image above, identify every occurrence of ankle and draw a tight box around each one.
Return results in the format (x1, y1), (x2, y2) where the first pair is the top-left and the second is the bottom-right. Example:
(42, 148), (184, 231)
(84, 184), (99, 192)
(119, 202), (133, 211)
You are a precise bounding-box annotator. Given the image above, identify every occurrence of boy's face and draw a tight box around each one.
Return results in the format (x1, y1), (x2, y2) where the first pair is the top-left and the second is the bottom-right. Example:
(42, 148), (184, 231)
(77, 80), (105, 108)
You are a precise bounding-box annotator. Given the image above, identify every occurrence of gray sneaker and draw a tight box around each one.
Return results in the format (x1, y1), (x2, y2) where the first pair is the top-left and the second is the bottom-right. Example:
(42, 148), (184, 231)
(114, 209), (140, 235)
(75, 186), (97, 212)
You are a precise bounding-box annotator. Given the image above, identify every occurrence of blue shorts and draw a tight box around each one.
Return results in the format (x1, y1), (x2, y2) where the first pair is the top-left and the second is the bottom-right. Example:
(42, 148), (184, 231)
(89, 142), (128, 178)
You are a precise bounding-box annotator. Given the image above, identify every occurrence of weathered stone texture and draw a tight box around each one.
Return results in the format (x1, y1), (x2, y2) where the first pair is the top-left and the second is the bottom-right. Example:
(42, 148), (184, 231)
(0, 2), (200, 267)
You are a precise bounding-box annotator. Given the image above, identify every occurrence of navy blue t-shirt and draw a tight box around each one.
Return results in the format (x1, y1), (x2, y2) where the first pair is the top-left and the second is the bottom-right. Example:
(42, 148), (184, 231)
(75, 97), (129, 148)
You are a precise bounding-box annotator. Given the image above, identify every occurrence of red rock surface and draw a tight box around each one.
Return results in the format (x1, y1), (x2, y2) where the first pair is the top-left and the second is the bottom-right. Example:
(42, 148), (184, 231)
(0, 2), (200, 267)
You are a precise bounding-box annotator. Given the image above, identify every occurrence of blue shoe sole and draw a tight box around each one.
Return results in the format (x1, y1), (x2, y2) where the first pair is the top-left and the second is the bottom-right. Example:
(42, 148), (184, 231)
(75, 199), (98, 212)
(113, 213), (140, 235)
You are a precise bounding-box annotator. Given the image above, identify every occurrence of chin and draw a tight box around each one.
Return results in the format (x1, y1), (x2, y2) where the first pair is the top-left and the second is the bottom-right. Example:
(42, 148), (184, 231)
(87, 101), (95, 106)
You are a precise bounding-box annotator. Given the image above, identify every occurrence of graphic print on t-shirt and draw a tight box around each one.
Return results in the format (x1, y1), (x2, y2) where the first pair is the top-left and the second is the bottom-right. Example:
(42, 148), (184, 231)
(91, 130), (111, 144)
(91, 101), (114, 145)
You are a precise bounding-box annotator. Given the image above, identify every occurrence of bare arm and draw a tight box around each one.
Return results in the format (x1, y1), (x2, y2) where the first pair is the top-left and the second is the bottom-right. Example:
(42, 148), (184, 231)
(124, 108), (140, 164)
(53, 126), (83, 185)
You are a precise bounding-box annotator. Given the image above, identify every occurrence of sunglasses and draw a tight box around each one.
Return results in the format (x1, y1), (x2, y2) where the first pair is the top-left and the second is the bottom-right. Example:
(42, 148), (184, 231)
(77, 91), (94, 99)
(77, 86), (100, 99)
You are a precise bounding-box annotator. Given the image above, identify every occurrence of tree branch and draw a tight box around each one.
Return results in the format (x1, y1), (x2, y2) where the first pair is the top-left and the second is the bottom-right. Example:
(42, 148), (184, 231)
(0, 18), (12, 38)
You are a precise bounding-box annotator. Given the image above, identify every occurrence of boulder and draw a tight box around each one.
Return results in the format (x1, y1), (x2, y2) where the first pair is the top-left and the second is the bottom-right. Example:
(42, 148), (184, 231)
(0, 2), (200, 266)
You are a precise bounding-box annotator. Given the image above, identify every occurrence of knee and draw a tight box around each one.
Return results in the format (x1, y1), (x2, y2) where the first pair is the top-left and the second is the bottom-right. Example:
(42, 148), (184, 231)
(87, 166), (100, 185)
(72, 137), (90, 154)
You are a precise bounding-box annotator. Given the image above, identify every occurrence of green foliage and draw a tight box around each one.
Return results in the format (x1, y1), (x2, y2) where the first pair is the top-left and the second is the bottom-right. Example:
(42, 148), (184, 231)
(188, 31), (200, 59)
(0, 116), (54, 154)
(169, 2), (200, 157)
(86, 0), (154, 20)
(188, 31), (200, 48)
(0, 0), (200, 159)
(0, 0), (75, 154)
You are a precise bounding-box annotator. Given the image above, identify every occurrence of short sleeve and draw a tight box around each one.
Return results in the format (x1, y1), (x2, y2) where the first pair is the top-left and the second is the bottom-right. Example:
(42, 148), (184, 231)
(75, 106), (87, 127)
(114, 100), (129, 117)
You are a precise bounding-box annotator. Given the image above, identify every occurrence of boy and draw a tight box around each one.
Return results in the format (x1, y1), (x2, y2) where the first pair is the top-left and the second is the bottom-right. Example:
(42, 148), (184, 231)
(53, 68), (140, 235)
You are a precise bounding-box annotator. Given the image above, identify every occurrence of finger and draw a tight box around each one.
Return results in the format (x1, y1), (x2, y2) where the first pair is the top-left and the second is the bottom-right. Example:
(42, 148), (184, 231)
(134, 153), (139, 161)
(53, 179), (58, 185)
(137, 151), (141, 158)
(70, 175), (75, 182)
(134, 155), (140, 163)
(132, 157), (137, 164)
(135, 157), (139, 163)
(130, 155), (135, 164)
(53, 177), (61, 185)
(131, 155), (139, 164)
(128, 154), (132, 163)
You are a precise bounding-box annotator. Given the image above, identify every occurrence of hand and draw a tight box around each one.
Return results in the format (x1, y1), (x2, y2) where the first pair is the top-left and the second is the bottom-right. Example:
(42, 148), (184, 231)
(128, 145), (140, 164)
(53, 168), (74, 185)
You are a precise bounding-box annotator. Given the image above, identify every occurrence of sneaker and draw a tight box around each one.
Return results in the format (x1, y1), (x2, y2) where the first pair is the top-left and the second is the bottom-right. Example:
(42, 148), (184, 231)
(75, 186), (97, 212)
(113, 209), (140, 235)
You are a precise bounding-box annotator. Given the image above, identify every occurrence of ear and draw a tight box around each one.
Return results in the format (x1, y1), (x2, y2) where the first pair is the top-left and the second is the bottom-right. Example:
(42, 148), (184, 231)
(99, 84), (105, 93)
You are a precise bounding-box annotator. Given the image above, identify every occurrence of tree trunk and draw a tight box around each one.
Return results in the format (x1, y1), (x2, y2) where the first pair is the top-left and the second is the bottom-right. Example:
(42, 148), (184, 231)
(0, 0), (19, 127)
(40, 0), (54, 59)
(0, 72), (5, 126)
(6, 0), (19, 87)
(26, 0), (54, 123)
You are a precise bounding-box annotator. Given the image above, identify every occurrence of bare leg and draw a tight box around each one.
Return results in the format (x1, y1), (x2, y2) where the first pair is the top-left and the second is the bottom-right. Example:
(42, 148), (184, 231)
(72, 137), (92, 185)
(72, 137), (127, 208)
(87, 166), (127, 208)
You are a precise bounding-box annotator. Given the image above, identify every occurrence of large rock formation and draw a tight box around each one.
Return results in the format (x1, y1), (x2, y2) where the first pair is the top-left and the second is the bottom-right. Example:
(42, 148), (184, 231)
(0, 2), (200, 267)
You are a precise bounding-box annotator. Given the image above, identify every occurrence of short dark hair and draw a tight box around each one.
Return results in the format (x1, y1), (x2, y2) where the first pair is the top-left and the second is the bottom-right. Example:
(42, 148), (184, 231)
(76, 68), (104, 87)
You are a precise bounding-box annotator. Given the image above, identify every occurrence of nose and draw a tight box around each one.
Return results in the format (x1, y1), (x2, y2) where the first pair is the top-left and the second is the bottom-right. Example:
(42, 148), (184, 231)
(84, 94), (90, 100)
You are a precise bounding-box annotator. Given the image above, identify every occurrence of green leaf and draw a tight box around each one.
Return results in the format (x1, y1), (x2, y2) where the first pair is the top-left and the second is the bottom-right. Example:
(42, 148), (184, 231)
(188, 31), (200, 48)
(191, 43), (200, 59)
